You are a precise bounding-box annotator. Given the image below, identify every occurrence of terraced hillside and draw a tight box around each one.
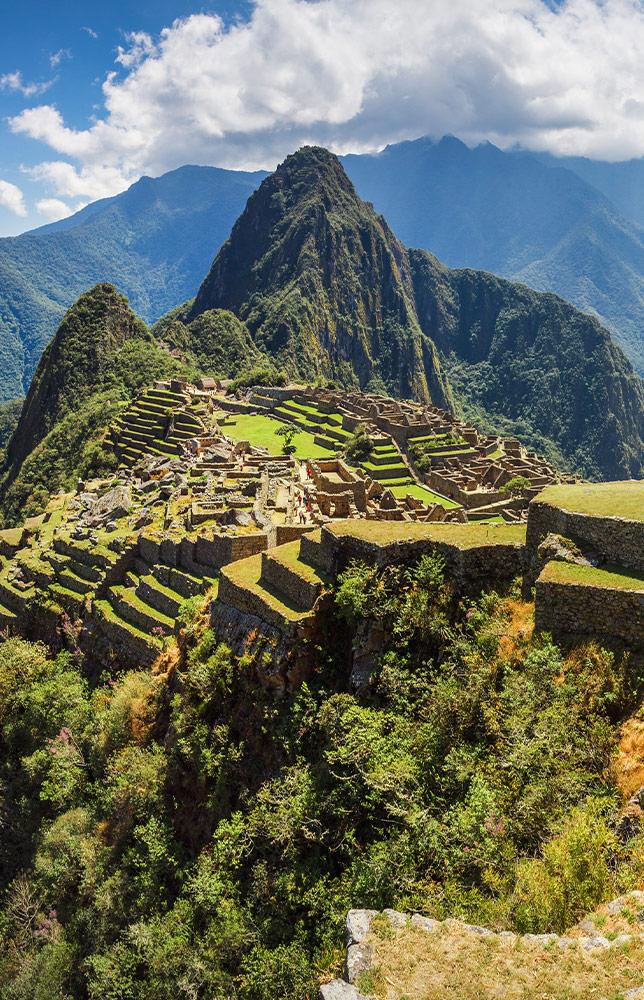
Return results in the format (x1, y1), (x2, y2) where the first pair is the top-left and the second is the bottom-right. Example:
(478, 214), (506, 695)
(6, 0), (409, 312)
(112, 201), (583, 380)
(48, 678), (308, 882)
(266, 393), (456, 507)
(107, 384), (206, 465)
(0, 487), (224, 666)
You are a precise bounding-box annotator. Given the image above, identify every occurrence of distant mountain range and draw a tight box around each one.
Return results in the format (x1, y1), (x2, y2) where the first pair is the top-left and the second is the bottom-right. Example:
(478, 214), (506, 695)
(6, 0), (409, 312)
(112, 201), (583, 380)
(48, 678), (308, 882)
(3, 147), (641, 521)
(0, 165), (265, 401)
(2, 136), (644, 406)
(343, 137), (644, 375)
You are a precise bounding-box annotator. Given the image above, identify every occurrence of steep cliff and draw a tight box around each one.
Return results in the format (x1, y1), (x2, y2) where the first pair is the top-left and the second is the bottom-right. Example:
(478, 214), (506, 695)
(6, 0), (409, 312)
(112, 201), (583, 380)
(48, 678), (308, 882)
(190, 146), (451, 408)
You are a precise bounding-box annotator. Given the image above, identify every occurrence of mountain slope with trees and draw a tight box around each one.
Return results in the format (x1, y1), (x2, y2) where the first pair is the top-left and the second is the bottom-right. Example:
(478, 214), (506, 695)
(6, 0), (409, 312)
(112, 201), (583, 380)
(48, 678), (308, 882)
(342, 136), (644, 374)
(0, 285), (192, 524)
(188, 147), (643, 479)
(2, 136), (644, 405)
(0, 165), (265, 401)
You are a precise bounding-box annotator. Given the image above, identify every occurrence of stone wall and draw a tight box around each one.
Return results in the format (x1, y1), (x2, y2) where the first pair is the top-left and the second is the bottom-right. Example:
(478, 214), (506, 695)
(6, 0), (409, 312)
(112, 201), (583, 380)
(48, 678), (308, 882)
(260, 554), (322, 610)
(318, 527), (525, 595)
(139, 530), (268, 574)
(321, 900), (644, 999)
(526, 501), (644, 582)
(535, 574), (644, 650)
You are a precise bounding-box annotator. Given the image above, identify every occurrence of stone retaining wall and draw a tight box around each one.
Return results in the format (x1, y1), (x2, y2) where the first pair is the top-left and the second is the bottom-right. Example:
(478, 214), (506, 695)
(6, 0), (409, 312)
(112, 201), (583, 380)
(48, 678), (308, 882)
(526, 501), (644, 582)
(260, 554), (321, 610)
(318, 528), (525, 595)
(535, 574), (644, 649)
(321, 901), (644, 999)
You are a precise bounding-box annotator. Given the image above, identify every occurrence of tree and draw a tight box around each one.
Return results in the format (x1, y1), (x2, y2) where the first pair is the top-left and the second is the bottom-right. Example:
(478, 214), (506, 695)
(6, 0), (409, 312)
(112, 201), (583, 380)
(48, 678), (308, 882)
(500, 475), (533, 497)
(276, 424), (297, 455)
(345, 424), (374, 464)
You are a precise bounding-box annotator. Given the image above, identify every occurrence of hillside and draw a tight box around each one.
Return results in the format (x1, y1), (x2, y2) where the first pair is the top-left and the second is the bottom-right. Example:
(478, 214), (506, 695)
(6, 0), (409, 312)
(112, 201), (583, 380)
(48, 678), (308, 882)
(342, 136), (644, 374)
(190, 146), (450, 408)
(188, 147), (643, 480)
(0, 164), (265, 401)
(0, 488), (643, 998)
(410, 251), (644, 479)
(0, 284), (192, 523)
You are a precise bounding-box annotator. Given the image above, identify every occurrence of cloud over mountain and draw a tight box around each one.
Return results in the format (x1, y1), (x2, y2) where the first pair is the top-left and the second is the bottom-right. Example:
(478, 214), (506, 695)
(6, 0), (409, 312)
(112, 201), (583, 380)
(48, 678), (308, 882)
(11, 0), (644, 201)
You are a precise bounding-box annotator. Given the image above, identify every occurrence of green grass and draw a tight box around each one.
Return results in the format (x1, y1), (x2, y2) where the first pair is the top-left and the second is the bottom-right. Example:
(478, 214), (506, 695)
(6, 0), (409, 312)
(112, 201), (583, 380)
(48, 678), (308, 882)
(540, 560), (644, 591)
(94, 599), (162, 647)
(265, 539), (330, 585)
(223, 553), (311, 622)
(389, 483), (460, 508)
(222, 413), (337, 459)
(535, 482), (644, 521)
(328, 520), (527, 549)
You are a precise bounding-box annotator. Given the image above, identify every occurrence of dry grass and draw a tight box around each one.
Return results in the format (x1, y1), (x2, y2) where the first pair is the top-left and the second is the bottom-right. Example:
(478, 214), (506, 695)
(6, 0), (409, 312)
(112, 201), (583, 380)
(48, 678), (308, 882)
(615, 718), (644, 800)
(364, 924), (644, 999)
(497, 598), (534, 661)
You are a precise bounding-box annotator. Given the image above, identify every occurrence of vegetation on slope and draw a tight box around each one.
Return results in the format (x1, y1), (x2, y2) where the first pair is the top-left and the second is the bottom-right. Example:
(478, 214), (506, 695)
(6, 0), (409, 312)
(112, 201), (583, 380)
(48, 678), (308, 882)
(190, 146), (451, 409)
(152, 304), (273, 378)
(0, 558), (642, 998)
(409, 250), (644, 480)
(343, 135), (644, 375)
(0, 284), (195, 524)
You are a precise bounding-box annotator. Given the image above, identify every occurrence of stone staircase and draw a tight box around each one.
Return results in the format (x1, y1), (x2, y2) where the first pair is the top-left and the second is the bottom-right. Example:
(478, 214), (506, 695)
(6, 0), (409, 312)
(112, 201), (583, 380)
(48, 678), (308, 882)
(107, 384), (205, 465)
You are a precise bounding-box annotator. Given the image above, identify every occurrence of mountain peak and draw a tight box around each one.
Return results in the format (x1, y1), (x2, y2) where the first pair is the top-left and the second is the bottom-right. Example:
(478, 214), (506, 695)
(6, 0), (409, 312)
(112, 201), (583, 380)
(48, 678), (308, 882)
(4, 284), (148, 477)
(189, 146), (450, 406)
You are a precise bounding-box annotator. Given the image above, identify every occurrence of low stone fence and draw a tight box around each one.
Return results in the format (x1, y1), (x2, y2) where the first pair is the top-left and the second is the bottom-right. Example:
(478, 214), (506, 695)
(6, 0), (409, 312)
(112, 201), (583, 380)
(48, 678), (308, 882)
(535, 572), (644, 650)
(526, 501), (644, 581)
(321, 901), (644, 999)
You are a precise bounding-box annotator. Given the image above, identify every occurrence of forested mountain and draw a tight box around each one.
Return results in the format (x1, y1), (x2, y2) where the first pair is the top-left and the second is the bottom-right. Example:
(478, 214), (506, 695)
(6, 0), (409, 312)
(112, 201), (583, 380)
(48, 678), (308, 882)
(187, 147), (643, 479)
(342, 136), (644, 375)
(0, 165), (265, 401)
(189, 146), (450, 408)
(2, 147), (643, 495)
(0, 285), (190, 523)
(533, 151), (644, 229)
(2, 135), (644, 406)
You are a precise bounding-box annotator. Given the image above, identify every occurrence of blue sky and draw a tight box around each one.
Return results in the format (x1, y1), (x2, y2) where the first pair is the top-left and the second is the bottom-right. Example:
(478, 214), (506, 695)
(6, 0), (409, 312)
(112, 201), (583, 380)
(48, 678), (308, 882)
(0, 1), (249, 234)
(1, 0), (644, 238)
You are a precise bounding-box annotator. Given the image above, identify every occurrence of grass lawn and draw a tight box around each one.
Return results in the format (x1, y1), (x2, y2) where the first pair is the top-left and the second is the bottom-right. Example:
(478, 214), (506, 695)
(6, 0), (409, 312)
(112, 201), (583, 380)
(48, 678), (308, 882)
(536, 481), (644, 521)
(389, 483), (460, 508)
(222, 553), (310, 621)
(359, 922), (644, 1000)
(328, 520), (526, 548)
(540, 560), (644, 591)
(266, 539), (330, 584)
(222, 413), (337, 459)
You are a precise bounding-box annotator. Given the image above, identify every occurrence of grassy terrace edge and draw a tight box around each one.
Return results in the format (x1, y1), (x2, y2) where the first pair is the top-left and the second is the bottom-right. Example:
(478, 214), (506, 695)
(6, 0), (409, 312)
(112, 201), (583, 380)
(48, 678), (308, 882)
(539, 560), (644, 592)
(534, 482), (644, 522)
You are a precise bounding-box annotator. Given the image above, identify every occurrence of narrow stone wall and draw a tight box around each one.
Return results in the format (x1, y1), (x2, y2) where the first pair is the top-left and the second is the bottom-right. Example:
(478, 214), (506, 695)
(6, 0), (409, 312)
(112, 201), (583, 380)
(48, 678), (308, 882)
(535, 575), (644, 649)
(321, 900), (644, 999)
(526, 501), (644, 582)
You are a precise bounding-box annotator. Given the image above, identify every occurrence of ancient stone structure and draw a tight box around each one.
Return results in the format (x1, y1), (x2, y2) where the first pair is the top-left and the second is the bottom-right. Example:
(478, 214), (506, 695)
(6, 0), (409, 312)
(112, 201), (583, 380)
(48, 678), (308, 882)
(321, 897), (644, 999)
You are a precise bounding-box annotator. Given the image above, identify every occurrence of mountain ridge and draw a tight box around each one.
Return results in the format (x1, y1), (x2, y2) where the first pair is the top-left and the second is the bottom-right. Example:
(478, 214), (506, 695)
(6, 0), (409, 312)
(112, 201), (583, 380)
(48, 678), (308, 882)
(187, 146), (643, 479)
(2, 134), (644, 404)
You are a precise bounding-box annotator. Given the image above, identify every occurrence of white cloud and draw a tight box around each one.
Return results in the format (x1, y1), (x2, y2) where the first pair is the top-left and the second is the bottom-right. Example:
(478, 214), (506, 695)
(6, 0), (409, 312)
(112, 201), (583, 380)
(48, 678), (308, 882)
(10, 0), (644, 203)
(116, 31), (155, 68)
(0, 70), (53, 98)
(82, 26), (98, 39)
(35, 197), (76, 222)
(50, 48), (72, 69)
(0, 179), (27, 216)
